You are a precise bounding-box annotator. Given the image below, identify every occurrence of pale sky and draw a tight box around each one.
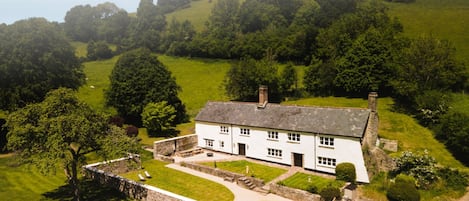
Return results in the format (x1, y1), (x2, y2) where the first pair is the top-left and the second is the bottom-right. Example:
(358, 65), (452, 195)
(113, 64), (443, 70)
(0, 0), (144, 25)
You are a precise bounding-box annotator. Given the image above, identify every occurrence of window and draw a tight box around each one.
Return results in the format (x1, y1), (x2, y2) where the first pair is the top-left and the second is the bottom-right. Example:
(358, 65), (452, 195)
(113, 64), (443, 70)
(267, 148), (282, 157)
(318, 157), (336, 167)
(220, 126), (229, 134)
(288, 133), (300, 142)
(240, 128), (250, 136)
(204, 139), (214, 148)
(319, 136), (334, 147)
(219, 141), (224, 148)
(268, 131), (278, 140)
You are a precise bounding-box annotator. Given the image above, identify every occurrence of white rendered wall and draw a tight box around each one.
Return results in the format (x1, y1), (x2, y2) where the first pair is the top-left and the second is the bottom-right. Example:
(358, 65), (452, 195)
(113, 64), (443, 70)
(196, 122), (370, 183)
(315, 135), (370, 183)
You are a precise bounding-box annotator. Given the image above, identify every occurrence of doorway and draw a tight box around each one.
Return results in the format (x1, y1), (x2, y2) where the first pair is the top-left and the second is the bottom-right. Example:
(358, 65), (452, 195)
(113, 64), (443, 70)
(238, 143), (246, 156)
(293, 153), (303, 167)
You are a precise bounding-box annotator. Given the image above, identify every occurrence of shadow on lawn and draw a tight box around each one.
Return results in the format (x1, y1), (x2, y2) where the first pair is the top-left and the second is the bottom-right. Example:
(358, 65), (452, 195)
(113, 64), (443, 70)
(41, 179), (130, 201)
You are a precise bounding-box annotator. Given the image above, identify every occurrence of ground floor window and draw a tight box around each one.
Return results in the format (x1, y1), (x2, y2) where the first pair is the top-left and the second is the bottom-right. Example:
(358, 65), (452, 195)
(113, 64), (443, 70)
(318, 156), (336, 167)
(204, 139), (214, 148)
(268, 148), (282, 157)
(219, 140), (224, 148)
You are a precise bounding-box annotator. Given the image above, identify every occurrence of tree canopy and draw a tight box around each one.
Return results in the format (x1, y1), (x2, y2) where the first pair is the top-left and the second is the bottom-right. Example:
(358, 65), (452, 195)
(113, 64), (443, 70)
(141, 101), (177, 136)
(5, 88), (139, 201)
(0, 18), (84, 111)
(106, 48), (187, 124)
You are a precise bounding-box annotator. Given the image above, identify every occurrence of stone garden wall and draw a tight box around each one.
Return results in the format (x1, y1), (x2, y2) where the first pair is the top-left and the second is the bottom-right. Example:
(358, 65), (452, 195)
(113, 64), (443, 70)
(269, 183), (321, 201)
(83, 157), (194, 201)
(181, 162), (265, 187)
(153, 134), (198, 157)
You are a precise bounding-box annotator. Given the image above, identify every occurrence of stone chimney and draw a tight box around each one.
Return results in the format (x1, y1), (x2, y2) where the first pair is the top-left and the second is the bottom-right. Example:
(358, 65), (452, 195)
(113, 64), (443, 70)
(258, 85), (268, 108)
(368, 92), (378, 113)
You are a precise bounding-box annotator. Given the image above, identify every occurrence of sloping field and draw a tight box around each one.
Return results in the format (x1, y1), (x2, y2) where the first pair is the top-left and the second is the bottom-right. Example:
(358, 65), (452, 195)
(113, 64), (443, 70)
(386, 0), (469, 63)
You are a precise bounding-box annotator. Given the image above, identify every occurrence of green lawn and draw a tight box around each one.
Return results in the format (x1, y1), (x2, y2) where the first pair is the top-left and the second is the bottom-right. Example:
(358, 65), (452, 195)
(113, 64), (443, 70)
(199, 160), (287, 182)
(280, 172), (344, 193)
(386, 0), (469, 64)
(121, 159), (234, 201)
(0, 155), (67, 200)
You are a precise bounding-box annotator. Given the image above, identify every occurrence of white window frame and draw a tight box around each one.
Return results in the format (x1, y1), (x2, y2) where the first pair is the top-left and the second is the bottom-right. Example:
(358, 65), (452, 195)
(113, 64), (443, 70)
(288, 133), (301, 142)
(319, 136), (335, 147)
(317, 156), (336, 167)
(220, 126), (229, 134)
(204, 139), (214, 148)
(267, 131), (279, 140)
(267, 148), (282, 158)
(240, 128), (250, 136)
(219, 140), (224, 148)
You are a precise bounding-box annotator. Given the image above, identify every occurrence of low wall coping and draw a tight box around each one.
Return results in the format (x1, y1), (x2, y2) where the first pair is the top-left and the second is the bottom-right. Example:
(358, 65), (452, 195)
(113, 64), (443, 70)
(154, 134), (197, 144)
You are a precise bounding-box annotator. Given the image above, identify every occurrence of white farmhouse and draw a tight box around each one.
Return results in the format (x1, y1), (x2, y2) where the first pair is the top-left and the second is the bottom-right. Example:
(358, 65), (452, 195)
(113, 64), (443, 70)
(195, 86), (378, 183)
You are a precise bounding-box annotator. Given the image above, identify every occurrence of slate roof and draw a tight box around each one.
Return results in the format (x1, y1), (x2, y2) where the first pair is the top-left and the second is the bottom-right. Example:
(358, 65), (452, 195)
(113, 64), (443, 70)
(195, 101), (371, 138)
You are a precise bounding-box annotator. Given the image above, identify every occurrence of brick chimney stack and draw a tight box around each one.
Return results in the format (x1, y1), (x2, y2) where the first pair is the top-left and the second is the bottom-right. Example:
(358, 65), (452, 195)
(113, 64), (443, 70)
(258, 85), (268, 108)
(368, 92), (378, 113)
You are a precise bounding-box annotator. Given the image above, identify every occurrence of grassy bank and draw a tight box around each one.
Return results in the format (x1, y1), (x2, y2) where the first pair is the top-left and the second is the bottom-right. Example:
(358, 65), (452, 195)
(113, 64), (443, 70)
(386, 0), (469, 63)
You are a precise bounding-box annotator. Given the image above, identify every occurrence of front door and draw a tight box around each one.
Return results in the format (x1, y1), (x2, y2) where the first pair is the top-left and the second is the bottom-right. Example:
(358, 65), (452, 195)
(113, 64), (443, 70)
(238, 143), (246, 156)
(293, 153), (303, 167)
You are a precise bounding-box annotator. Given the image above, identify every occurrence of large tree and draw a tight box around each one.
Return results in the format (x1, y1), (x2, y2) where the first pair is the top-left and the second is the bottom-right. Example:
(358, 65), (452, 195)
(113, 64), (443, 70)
(132, 0), (167, 51)
(106, 48), (187, 124)
(391, 36), (467, 103)
(0, 18), (84, 111)
(225, 52), (282, 102)
(5, 88), (139, 201)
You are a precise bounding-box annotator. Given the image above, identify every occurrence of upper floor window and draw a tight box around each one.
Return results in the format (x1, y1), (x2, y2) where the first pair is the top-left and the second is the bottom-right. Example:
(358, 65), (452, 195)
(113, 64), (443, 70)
(267, 148), (282, 157)
(268, 131), (279, 140)
(318, 156), (336, 167)
(240, 128), (250, 136)
(320, 136), (334, 147)
(288, 133), (300, 142)
(220, 126), (229, 134)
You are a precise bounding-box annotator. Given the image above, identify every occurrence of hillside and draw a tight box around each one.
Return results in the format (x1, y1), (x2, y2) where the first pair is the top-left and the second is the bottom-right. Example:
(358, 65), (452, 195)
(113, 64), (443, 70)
(385, 0), (469, 63)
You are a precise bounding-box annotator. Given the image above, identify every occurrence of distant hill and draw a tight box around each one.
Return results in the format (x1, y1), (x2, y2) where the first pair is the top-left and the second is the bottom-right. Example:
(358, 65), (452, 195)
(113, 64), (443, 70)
(386, 0), (469, 63)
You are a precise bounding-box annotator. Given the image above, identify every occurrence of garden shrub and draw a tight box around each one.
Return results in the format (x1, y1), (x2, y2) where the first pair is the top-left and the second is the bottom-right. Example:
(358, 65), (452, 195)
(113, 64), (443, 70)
(335, 162), (356, 183)
(125, 125), (139, 137)
(393, 150), (437, 189)
(437, 167), (469, 191)
(387, 174), (420, 201)
(306, 184), (318, 194)
(319, 186), (341, 201)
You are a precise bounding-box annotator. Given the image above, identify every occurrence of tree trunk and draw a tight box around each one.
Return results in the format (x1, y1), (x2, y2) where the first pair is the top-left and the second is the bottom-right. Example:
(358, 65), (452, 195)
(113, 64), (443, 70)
(66, 150), (81, 201)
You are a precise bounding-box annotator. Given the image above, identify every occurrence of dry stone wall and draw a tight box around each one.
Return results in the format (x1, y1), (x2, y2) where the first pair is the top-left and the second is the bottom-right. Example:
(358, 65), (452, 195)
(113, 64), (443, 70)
(269, 183), (320, 201)
(153, 134), (198, 157)
(83, 158), (195, 201)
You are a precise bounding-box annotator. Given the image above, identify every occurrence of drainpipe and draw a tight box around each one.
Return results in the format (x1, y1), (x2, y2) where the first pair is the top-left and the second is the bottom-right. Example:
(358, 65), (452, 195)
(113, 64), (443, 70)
(230, 124), (234, 154)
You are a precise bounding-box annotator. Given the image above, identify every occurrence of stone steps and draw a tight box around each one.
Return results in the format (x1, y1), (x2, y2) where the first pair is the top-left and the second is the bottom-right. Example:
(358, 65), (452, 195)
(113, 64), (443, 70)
(238, 177), (256, 190)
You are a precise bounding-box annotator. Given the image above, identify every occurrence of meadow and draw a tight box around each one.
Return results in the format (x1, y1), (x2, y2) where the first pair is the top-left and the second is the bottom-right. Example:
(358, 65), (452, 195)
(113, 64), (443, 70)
(386, 0), (469, 63)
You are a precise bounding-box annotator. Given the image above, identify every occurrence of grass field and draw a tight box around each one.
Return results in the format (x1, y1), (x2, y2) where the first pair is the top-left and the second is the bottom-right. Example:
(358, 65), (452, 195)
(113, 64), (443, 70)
(386, 0), (469, 63)
(165, 0), (218, 31)
(280, 172), (344, 193)
(199, 160), (287, 182)
(121, 158), (234, 201)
